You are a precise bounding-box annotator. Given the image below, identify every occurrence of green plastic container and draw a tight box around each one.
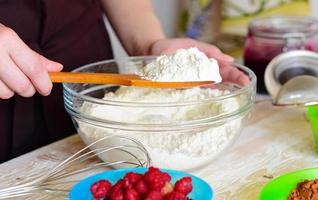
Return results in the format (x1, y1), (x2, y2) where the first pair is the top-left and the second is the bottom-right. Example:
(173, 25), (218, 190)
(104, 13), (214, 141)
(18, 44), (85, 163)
(308, 105), (318, 147)
(259, 168), (318, 200)
(259, 106), (318, 200)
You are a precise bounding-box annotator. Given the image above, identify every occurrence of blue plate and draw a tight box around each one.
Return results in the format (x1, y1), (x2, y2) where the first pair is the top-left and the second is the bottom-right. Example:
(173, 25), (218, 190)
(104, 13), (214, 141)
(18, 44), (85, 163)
(69, 168), (213, 200)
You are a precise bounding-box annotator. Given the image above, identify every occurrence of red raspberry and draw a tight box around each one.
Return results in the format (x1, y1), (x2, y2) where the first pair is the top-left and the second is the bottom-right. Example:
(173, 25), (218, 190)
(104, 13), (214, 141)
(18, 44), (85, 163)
(124, 172), (143, 184)
(124, 189), (140, 200)
(161, 173), (171, 183)
(146, 173), (166, 190)
(144, 167), (171, 191)
(134, 179), (149, 196)
(174, 177), (192, 195)
(90, 179), (112, 198)
(110, 188), (124, 200)
(164, 192), (187, 200)
(123, 178), (133, 190)
(112, 179), (124, 191)
(147, 167), (171, 182)
(145, 191), (163, 200)
(110, 179), (124, 200)
(148, 167), (161, 173)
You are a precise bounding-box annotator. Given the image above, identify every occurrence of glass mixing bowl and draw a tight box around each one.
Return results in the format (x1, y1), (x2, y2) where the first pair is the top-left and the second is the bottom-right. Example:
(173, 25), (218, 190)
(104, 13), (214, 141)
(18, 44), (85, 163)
(63, 57), (256, 171)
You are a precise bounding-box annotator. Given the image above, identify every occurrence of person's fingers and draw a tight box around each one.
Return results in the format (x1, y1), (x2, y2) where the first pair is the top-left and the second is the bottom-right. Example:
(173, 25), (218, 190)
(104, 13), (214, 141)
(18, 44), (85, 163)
(220, 66), (250, 86)
(0, 55), (36, 97)
(45, 61), (63, 72)
(151, 38), (234, 64)
(0, 80), (14, 99)
(234, 68), (250, 86)
(212, 53), (234, 64)
(193, 42), (232, 61)
(217, 58), (236, 72)
(155, 44), (233, 66)
(237, 74), (250, 86)
(150, 38), (249, 85)
(178, 38), (234, 63)
(0, 25), (61, 97)
(191, 41), (222, 55)
(38, 54), (63, 72)
(8, 36), (54, 96)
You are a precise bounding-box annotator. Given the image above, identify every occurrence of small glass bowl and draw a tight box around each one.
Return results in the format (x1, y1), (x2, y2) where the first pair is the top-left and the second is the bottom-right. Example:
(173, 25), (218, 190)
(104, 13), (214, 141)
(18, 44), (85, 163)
(63, 57), (256, 171)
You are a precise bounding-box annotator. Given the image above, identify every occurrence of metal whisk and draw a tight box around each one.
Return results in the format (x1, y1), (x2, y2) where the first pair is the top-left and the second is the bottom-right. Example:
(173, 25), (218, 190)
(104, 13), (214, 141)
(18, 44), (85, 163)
(0, 135), (151, 199)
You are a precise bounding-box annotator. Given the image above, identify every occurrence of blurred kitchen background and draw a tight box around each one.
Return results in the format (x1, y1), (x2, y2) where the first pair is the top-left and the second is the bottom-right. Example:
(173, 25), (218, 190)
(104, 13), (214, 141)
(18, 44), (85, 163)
(106, 0), (318, 59)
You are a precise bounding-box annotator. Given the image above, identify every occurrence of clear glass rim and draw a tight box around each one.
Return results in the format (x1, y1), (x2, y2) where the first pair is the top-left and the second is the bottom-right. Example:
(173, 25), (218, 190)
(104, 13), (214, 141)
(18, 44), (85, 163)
(63, 56), (257, 107)
(248, 16), (318, 39)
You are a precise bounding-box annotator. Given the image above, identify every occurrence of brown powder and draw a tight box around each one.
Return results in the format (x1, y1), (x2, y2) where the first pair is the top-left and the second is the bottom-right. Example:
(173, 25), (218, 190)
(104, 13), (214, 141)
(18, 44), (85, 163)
(288, 179), (318, 200)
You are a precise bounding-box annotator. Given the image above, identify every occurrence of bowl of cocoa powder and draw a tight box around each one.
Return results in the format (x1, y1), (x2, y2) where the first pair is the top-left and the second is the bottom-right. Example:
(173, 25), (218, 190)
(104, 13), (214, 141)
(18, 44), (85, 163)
(288, 179), (318, 200)
(260, 168), (318, 200)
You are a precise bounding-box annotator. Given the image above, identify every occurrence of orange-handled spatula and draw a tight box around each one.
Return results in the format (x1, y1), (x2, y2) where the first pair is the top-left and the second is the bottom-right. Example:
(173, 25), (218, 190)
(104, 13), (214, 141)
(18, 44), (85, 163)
(49, 72), (214, 89)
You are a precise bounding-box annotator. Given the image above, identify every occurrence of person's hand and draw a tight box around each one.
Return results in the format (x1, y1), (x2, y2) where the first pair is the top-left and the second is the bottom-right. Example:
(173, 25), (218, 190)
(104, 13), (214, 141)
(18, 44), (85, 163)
(0, 25), (62, 99)
(150, 38), (250, 86)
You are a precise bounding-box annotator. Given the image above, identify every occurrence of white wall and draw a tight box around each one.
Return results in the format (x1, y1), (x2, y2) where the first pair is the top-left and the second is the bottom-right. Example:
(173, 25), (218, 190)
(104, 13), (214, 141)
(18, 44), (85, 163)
(310, 0), (318, 19)
(105, 0), (181, 58)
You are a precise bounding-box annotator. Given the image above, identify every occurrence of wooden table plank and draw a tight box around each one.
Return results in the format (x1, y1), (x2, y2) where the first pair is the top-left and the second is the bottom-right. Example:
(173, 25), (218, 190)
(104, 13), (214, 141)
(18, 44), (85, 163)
(0, 136), (85, 199)
(0, 101), (316, 200)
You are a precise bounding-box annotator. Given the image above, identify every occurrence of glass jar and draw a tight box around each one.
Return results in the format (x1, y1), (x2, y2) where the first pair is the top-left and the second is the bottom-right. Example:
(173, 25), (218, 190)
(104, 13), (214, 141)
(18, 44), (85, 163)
(243, 16), (318, 93)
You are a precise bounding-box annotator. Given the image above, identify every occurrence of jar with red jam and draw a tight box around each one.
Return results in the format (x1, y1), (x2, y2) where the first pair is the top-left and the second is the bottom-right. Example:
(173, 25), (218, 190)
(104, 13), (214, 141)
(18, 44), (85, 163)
(243, 16), (318, 93)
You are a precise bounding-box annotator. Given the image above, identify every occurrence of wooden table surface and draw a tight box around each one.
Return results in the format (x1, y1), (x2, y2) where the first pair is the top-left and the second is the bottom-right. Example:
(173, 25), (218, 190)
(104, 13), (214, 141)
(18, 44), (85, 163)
(0, 100), (316, 200)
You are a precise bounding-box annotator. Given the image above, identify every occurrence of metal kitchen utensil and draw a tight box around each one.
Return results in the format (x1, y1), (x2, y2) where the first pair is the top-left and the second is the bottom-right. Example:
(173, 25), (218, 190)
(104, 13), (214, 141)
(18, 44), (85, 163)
(265, 50), (318, 101)
(0, 135), (151, 199)
(272, 75), (318, 106)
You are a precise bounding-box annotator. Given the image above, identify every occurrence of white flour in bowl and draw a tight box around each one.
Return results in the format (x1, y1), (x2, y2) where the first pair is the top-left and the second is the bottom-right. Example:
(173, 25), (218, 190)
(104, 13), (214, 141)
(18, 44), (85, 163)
(79, 48), (244, 170)
(140, 47), (222, 83)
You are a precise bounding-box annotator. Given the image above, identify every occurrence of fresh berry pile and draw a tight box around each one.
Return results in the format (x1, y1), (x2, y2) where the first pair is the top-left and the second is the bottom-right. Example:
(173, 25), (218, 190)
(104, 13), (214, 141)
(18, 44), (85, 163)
(90, 167), (193, 200)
